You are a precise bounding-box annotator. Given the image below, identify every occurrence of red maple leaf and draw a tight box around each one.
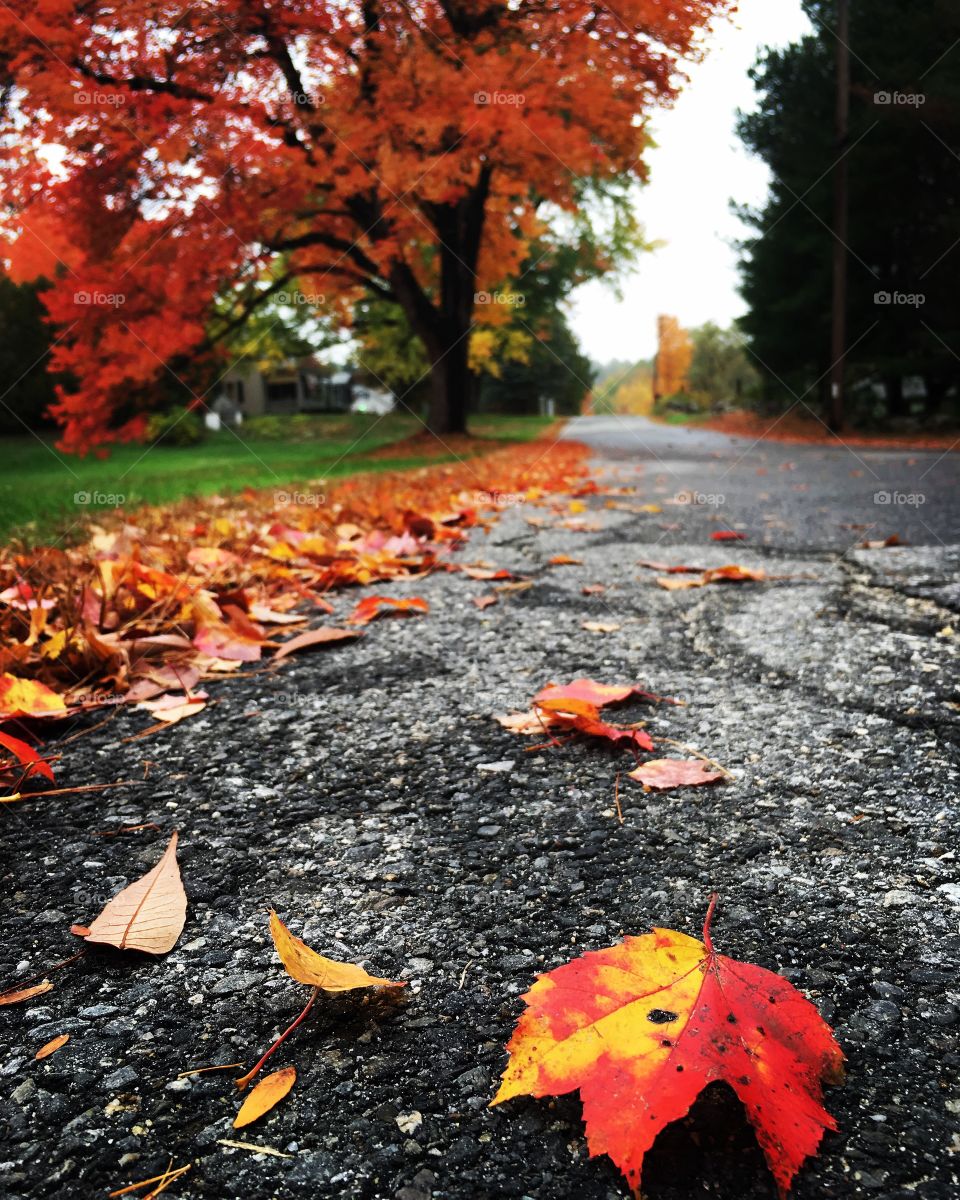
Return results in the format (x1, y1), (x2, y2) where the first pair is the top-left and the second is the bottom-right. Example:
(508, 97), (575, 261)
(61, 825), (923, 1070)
(493, 896), (844, 1196)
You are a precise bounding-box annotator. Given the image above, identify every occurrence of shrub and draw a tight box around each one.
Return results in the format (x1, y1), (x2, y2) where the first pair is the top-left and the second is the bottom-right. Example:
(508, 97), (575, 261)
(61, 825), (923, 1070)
(145, 406), (205, 446)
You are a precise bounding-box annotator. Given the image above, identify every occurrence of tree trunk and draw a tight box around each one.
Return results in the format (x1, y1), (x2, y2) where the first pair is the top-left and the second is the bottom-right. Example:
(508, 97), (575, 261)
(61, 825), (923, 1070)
(396, 165), (491, 437)
(885, 373), (907, 418)
(427, 333), (473, 434)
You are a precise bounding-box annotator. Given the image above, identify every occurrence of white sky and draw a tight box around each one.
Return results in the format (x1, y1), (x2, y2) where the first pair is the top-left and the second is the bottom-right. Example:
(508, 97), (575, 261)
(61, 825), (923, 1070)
(569, 0), (812, 364)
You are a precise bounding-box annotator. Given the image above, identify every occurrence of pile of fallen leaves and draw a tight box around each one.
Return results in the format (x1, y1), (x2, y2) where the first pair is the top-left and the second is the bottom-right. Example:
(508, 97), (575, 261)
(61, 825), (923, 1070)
(0, 440), (588, 775)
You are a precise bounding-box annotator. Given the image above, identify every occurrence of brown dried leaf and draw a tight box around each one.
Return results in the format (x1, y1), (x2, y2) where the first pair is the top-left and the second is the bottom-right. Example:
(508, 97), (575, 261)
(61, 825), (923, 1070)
(273, 627), (360, 661)
(84, 832), (187, 954)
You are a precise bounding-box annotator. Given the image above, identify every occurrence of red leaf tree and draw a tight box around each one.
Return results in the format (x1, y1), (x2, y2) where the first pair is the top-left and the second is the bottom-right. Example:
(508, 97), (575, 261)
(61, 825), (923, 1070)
(0, 0), (729, 451)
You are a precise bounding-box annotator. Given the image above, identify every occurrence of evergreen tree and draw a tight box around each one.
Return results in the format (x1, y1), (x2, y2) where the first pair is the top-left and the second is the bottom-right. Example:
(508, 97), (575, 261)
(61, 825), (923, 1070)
(738, 0), (960, 421)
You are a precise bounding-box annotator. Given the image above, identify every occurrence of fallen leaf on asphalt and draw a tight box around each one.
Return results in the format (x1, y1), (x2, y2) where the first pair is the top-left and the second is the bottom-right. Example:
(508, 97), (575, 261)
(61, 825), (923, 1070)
(606, 500), (661, 514)
(348, 595), (429, 625)
(136, 694), (208, 725)
(234, 1066), (296, 1129)
(36, 1033), (69, 1060)
(272, 627), (360, 660)
(0, 674), (66, 719)
(548, 554), (582, 566)
(70, 924), (91, 936)
(192, 596), (265, 662)
(627, 758), (725, 790)
(83, 832), (187, 954)
(0, 979), (53, 1005)
(270, 910), (405, 991)
(702, 565), (766, 584)
(558, 517), (602, 532)
(581, 584), (606, 595)
(462, 566), (514, 581)
(636, 559), (704, 574)
(711, 530), (747, 541)
(581, 621), (620, 633)
(493, 580), (534, 594)
(656, 564), (767, 590)
(535, 697), (655, 754)
(495, 710), (549, 735)
(656, 575), (707, 591)
(217, 1139), (292, 1158)
(859, 534), (903, 549)
(533, 679), (670, 709)
(0, 730), (55, 783)
(186, 546), (242, 572)
(472, 595), (498, 610)
(492, 896), (843, 1196)
(248, 603), (306, 625)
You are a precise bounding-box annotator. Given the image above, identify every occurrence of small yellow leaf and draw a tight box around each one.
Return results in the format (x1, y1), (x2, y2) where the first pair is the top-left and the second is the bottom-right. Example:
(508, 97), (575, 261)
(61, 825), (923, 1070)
(36, 1033), (69, 1060)
(233, 1066), (296, 1129)
(269, 910), (405, 992)
(40, 630), (69, 660)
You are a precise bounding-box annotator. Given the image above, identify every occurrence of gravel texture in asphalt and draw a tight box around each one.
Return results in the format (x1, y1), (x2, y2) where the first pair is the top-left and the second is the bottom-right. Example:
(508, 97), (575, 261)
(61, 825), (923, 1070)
(2, 418), (958, 1200)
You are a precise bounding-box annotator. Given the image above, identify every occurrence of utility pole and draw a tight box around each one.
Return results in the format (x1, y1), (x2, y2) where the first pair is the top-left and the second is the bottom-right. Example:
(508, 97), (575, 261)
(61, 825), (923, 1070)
(829, 0), (850, 431)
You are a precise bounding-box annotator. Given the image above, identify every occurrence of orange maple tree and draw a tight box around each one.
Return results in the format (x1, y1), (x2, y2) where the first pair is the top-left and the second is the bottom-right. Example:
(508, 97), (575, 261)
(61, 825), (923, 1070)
(653, 314), (693, 399)
(1, 0), (729, 449)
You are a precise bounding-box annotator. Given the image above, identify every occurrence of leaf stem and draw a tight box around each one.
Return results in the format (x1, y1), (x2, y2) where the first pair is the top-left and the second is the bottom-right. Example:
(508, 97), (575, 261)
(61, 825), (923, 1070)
(702, 892), (719, 954)
(0, 947), (87, 997)
(235, 985), (320, 1090)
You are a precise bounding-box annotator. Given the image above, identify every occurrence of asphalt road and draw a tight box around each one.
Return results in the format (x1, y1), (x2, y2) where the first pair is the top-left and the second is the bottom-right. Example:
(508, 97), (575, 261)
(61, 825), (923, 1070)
(1, 420), (958, 1200)
(563, 415), (960, 549)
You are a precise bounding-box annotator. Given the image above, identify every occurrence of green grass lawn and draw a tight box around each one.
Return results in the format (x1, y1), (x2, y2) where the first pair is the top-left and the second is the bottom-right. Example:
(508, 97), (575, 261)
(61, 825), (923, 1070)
(0, 412), (556, 545)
